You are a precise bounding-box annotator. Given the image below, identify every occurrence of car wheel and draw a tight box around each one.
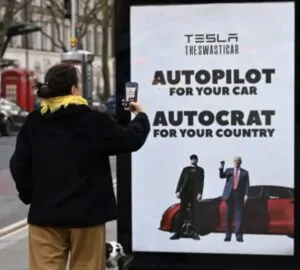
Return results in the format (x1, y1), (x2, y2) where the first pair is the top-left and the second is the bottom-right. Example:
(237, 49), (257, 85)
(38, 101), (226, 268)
(2, 118), (12, 136)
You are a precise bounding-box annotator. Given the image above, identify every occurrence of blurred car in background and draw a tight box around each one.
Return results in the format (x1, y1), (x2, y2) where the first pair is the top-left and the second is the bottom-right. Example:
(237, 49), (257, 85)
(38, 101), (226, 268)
(0, 98), (29, 136)
(106, 95), (116, 117)
(90, 100), (107, 112)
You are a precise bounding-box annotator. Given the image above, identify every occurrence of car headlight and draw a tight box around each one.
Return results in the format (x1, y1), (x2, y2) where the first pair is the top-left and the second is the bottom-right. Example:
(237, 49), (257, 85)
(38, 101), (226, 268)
(19, 111), (29, 117)
(10, 110), (19, 115)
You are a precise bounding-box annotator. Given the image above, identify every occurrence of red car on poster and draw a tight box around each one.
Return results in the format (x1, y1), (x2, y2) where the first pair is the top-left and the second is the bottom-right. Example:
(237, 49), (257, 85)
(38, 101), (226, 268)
(159, 185), (294, 238)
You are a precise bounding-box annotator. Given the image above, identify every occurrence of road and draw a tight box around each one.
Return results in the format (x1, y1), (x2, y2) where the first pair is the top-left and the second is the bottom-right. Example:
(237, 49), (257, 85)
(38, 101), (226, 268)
(0, 135), (118, 269)
(0, 135), (117, 229)
(0, 135), (29, 229)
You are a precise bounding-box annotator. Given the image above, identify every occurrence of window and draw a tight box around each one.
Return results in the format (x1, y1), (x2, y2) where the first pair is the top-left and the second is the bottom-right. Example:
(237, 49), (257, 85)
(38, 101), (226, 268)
(41, 21), (46, 50)
(64, 22), (71, 51)
(95, 65), (102, 90)
(9, 10), (22, 48)
(53, 26), (58, 51)
(95, 30), (102, 55)
(27, 32), (33, 49)
(10, 36), (22, 48)
(33, 24), (42, 50)
(31, 14), (42, 50)
(9, 21), (22, 49)
(43, 22), (52, 51)
(4, 85), (17, 102)
(108, 26), (113, 57)
(86, 29), (94, 52)
(268, 187), (293, 199)
(81, 35), (86, 50)
(78, 0), (84, 16)
(247, 186), (265, 198)
(53, 24), (63, 52)
(32, 0), (41, 6)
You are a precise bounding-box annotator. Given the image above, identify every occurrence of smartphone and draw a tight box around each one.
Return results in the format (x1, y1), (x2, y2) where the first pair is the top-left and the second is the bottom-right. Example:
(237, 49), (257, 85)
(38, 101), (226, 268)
(125, 82), (138, 102)
(123, 82), (138, 109)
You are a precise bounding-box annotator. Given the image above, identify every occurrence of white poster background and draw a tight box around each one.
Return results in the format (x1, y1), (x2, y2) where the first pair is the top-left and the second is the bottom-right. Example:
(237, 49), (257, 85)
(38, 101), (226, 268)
(130, 3), (294, 255)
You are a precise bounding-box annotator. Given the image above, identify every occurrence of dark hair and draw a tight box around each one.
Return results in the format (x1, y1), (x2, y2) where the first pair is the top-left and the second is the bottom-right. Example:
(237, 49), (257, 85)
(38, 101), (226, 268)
(37, 63), (79, 98)
(190, 154), (198, 160)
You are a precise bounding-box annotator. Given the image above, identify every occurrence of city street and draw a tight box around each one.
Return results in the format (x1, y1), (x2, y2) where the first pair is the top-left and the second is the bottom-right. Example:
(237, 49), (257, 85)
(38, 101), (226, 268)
(0, 221), (116, 270)
(0, 134), (118, 269)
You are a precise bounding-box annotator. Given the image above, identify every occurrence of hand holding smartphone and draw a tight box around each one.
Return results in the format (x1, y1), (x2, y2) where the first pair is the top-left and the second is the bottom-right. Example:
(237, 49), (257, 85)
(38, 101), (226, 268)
(123, 82), (138, 111)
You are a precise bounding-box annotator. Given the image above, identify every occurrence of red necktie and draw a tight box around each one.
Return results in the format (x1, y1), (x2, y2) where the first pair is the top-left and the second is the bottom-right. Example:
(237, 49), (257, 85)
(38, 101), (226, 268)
(233, 169), (239, 190)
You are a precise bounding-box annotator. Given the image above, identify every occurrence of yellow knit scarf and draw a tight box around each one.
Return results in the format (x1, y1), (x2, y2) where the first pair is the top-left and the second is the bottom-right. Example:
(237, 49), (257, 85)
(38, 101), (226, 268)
(40, 95), (88, 114)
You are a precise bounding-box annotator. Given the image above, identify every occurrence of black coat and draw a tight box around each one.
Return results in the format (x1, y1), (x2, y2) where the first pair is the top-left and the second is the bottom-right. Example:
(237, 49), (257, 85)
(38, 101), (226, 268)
(9, 105), (150, 227)
(175, 166), (205, 200)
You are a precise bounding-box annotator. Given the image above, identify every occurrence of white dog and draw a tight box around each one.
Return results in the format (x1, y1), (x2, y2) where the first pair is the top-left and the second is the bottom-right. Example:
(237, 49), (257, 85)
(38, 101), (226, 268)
(106, 241), (126, 269)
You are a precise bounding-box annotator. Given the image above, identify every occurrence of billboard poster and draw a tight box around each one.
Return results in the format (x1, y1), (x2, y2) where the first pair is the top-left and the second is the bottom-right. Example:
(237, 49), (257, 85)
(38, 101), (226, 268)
(130, 2), (294, 255)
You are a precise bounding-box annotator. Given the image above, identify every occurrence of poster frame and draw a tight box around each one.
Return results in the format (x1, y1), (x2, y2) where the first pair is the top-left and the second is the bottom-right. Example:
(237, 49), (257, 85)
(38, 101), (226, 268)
(114, 0), (298, 269)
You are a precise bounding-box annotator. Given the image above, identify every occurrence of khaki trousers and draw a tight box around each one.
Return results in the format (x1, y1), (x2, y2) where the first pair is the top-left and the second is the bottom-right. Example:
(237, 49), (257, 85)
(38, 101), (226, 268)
(28, 224), (106, 270)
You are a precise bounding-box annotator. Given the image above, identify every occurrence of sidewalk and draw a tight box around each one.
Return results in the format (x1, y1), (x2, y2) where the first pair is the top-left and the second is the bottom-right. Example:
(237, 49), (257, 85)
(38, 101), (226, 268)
(0, 221), (117, 270)
(0, 177), (118, 270)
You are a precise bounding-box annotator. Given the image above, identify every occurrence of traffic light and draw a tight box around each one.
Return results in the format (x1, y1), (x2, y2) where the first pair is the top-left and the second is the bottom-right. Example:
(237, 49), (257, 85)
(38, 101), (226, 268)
(64, 0), (71, 19)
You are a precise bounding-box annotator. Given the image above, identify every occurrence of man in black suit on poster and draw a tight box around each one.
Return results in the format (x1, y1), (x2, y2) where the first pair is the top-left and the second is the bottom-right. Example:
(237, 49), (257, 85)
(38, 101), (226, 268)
(170, 154), (204, 240)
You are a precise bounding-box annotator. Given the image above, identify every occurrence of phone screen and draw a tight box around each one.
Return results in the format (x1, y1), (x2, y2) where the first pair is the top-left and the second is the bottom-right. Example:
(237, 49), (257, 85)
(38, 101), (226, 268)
(125, 82), (138, 102)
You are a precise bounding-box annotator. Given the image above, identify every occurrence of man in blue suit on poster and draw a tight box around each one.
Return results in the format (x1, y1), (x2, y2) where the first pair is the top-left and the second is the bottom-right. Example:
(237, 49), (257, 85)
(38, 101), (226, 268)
(219, 157), (250, 242)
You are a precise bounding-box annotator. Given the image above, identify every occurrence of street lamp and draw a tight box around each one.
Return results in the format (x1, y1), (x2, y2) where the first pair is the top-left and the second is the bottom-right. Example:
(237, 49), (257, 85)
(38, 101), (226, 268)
(0, 22), (41, 58)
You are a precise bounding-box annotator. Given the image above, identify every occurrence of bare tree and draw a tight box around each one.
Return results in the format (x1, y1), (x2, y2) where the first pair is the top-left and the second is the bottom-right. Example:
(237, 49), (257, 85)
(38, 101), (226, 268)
(0, 0), (33, 55)
(38, 0), (114, 100)
(39, 0), (106, 52)
(88, 0), (114, 100)
(40, 0), (68, 52)
(99, 0), (113, 100)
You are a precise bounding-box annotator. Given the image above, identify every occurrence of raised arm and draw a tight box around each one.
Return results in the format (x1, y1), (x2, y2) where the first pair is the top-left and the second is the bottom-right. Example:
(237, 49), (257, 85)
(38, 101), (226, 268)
(91, 111), (150, 155)
(219, 168), (228, 179)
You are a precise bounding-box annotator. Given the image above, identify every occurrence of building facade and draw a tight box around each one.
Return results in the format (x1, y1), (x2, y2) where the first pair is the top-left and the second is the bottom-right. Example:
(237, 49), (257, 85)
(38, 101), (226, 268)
(0, 0), (115, 98)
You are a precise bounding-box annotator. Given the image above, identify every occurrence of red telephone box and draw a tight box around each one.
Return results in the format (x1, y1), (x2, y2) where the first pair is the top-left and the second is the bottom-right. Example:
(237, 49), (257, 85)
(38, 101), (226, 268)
(1, 68), (35, 112)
